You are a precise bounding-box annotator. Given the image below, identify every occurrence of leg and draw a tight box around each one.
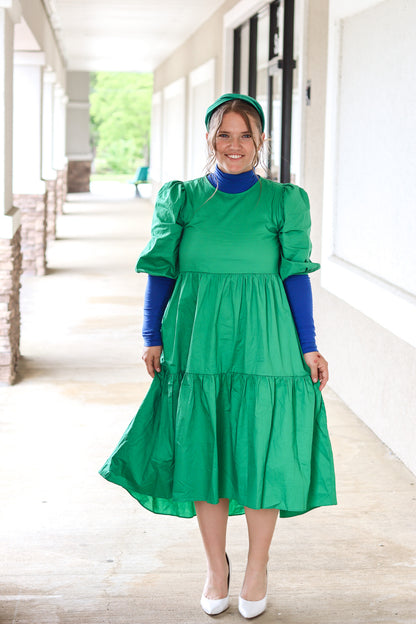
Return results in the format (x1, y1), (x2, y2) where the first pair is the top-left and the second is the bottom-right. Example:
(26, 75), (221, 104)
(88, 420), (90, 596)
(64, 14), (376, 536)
(241, 507), (279, 600)
(194, 498), (230, 599)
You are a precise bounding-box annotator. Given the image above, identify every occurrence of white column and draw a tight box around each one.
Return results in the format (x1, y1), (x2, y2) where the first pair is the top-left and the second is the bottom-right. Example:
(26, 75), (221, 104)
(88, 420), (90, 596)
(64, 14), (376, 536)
(0, 1), (21, 238)
(13, 51), (46, 195)
(42, 68), (57, 181)
(53, 83), (67, 172)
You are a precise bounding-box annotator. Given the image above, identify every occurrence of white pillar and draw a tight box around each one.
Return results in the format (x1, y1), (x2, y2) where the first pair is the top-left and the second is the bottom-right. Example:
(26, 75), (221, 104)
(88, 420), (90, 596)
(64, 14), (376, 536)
(0, 1), (21, 238)
(53, 83), (67, 172)
(0, 1), (22, 384)
(66, 71), (92, 192)
(13, 51), (46, 195)
(42, 68), (57, 181)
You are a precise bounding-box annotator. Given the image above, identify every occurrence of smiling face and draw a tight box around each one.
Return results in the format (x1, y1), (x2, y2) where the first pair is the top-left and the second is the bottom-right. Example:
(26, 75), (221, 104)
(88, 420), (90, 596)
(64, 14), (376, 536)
(208, 111), (264, 175)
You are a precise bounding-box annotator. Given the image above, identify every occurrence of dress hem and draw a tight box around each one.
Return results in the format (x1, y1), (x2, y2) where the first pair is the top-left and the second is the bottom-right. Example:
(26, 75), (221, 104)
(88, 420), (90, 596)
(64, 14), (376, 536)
(99, 469), (337, 520)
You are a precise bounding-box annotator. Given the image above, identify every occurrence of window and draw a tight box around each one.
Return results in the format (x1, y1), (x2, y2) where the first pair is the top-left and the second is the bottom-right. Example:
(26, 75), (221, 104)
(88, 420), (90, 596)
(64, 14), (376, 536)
(232, 1), (298, 183)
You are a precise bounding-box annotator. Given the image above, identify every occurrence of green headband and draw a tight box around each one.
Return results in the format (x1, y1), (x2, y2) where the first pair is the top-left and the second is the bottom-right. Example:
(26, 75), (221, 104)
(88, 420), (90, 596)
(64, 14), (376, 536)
(205, 93), (265, 132)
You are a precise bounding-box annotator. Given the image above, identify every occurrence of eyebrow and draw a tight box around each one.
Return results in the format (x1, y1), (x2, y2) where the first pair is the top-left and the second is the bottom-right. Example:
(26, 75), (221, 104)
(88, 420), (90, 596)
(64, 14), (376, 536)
(217, 128), (251, 133)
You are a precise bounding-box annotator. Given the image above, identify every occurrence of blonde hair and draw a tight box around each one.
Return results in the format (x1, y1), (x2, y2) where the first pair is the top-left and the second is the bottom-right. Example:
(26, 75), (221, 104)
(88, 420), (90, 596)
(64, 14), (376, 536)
(204, 99), (270, 176)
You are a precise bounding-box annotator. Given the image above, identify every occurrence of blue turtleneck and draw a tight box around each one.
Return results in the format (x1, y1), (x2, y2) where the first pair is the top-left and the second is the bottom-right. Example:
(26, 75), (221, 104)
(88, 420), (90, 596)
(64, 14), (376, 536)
(143, 168), (317, 353)
(207, 165), (259, 193)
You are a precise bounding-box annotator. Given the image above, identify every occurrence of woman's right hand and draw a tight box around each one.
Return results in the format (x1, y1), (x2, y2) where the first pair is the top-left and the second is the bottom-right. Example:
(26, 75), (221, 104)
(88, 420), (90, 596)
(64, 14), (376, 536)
(142, 345), (163, 378)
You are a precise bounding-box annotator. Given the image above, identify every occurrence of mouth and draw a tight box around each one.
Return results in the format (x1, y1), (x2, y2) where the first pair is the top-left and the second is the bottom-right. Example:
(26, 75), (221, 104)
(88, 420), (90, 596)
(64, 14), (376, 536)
(226, 154), (243, 160)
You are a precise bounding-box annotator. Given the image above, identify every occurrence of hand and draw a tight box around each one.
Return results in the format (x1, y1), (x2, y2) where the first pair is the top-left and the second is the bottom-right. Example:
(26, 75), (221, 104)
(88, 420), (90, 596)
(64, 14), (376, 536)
(303, 351), (329, 391)
(142, 345), (162, 378)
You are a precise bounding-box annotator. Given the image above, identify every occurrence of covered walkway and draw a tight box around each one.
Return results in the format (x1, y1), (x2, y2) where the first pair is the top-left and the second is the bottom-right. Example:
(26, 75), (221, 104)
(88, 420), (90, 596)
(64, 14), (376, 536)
(1, 187), (415, 624)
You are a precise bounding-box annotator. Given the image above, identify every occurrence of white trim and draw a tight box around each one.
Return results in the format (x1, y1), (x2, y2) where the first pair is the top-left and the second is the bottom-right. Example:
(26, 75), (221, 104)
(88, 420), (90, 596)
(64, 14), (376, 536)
(13, 51), (45, 66)
(163, 76), (186, 100)
(0, 207), (20, 238)
(0, 0), (21, 24)
(162, 77), (186, 182)
(223, 0), (269, 28)
(67, 100), (89, 110)
(321, 0), (416, 348)
(43, 69), (56, 84)
(42, 172), (57, 181)
(292, 0), (306, 185)
(150, 90), (162, 182)
(187, 59), (216, 179)
(331, 0), (384, 19)
(322, 256), (416, 348)
(189, 58), (216, 89)
(67, 154), (93, 161)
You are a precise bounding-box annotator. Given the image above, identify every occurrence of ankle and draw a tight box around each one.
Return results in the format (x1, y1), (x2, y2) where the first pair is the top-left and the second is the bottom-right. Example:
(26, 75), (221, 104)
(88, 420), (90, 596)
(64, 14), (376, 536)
(245, 556), (269, 573)
(206, 552), (228, 575)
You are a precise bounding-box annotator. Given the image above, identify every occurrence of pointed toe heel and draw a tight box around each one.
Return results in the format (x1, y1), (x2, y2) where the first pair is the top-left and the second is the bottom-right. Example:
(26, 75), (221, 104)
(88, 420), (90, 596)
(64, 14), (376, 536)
(238, 594), (267, 619)
(200, 553), (231, 616)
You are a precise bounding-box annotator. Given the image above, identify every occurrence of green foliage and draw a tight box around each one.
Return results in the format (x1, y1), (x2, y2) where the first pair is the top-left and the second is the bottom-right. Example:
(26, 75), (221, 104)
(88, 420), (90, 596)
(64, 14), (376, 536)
(90, 72), (153, 174)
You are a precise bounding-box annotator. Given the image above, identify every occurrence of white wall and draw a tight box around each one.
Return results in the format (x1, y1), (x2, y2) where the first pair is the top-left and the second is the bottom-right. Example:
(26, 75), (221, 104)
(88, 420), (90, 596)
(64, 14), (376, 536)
(0, 5), (20, 239)
(321, 0), (416, 349)
(161, 78), (186, 183)
(187, 59), (216, 179)
(13, 55), (45, 194)
(150, 91), (162, 182)
(310, 0), (416, 475)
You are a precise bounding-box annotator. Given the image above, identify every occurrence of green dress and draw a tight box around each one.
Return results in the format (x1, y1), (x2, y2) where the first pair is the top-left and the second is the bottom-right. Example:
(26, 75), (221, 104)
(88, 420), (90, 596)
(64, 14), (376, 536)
(99, 176), (337, 518)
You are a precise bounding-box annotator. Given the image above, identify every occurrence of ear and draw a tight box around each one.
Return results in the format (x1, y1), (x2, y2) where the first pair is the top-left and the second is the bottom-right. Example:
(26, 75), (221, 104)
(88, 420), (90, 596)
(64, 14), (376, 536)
(206, 132), (209, 141)
(258, 132), (266, 150)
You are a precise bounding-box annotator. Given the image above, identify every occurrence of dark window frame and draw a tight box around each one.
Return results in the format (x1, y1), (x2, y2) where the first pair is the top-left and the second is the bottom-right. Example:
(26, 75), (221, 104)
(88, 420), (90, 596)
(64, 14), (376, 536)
(232, 26), (241, 93)
(232, 0), (295, 182)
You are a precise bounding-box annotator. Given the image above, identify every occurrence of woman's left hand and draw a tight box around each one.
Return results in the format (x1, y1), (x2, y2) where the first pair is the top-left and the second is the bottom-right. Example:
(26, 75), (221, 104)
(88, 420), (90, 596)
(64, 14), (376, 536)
(303, 351), (329, 391)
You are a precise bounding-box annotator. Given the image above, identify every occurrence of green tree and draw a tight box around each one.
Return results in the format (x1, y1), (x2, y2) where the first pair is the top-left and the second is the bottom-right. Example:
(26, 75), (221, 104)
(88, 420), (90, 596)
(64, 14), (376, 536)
(90, 72), (153, 174)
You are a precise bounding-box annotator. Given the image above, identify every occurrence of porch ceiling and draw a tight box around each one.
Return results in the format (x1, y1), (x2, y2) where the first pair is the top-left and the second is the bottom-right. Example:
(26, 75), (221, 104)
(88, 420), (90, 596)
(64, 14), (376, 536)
(46, 0), (228, 72)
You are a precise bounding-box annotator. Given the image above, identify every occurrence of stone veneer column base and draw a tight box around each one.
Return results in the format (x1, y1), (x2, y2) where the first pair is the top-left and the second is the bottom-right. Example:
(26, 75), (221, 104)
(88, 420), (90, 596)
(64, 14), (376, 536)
(13, 193), (47, 276)
(56, 167), (67, 215)
(67, 160), (91, 193)
(45, 180), (57, 241)
(0, 227), (22, 384)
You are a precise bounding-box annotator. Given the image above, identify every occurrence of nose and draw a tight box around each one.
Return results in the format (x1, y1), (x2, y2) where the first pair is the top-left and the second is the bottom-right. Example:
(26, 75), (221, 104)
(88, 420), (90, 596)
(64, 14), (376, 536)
(229, 135), (242, 148)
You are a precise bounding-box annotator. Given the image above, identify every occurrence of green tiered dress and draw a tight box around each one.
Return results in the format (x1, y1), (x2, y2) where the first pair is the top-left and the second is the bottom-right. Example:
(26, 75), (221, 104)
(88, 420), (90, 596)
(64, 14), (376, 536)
(99, 176), (337, 518)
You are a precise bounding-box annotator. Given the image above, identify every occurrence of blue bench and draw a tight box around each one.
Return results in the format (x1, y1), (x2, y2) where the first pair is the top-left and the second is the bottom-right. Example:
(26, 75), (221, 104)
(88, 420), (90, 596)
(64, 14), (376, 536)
(129, 166), (149, 196)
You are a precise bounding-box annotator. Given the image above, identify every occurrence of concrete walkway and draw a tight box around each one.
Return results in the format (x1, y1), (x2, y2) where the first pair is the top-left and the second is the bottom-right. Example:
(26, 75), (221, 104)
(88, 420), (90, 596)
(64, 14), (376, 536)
(1, 183), (415, 624)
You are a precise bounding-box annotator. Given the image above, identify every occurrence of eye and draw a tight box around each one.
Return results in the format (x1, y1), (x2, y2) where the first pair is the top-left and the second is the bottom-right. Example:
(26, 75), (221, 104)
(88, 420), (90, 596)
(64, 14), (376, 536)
(242, 133), (252, 139)
(217, 132), (229, 139)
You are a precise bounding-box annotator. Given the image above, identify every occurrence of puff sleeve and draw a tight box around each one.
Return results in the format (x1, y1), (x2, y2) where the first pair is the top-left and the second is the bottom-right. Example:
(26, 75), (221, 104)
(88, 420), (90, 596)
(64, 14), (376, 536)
(278, 184), (320, 281)
(135, 181), (185, 279)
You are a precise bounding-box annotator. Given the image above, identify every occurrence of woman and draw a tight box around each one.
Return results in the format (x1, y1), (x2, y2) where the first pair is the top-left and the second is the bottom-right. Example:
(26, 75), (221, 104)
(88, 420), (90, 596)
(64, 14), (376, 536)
(99, 93), (337, 619)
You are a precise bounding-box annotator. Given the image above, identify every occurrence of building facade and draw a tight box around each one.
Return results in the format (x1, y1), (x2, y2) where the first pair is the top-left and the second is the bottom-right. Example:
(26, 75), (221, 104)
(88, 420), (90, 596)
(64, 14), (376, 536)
(0, 0), (414, 476)
(150, 0), (416, 475)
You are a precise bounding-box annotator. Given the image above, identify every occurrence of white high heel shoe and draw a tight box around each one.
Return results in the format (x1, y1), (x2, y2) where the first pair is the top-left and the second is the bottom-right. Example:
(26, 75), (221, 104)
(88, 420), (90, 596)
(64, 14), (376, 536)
(238, 569), (267, 619)
(238, 594), (267, 619)
(200, 553), (231, 616)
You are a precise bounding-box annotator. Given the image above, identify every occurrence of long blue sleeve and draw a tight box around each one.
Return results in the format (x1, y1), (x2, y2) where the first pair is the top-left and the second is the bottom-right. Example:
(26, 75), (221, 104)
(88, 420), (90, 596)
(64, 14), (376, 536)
(142, 275), (176, 346)
(283, 274), (317, 353)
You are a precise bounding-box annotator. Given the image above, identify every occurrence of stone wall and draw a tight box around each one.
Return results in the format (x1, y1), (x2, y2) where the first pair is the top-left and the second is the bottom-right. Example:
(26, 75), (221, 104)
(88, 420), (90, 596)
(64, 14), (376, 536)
(56, 167), (67, 215)
(45, 179), (57, 241)
(13, 193), (47, 276)
(0, 227), (22, 384)
(67, 160), (91, 193)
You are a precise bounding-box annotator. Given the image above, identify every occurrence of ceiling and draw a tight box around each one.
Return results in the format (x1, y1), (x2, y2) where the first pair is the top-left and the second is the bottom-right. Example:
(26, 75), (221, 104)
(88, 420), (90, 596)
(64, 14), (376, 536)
(41, 0), (228, 72)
